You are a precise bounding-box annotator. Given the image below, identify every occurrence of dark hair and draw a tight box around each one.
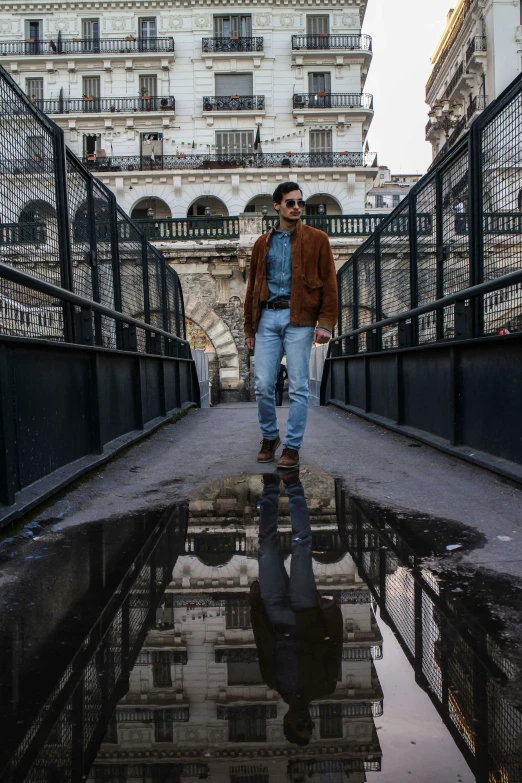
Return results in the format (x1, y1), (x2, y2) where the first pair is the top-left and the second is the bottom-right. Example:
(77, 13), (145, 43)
(283, 724), (310, 746)
(273, 181), (303, 204)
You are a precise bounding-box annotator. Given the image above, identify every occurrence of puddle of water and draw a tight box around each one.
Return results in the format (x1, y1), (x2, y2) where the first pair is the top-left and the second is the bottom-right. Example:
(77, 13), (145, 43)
(0, 470), (520, 783)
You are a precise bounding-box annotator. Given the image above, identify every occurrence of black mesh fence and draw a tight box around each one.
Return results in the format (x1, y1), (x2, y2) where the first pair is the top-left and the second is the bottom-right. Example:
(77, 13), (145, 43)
(0, 63), (187, 349)
(335, 73), (522, 351)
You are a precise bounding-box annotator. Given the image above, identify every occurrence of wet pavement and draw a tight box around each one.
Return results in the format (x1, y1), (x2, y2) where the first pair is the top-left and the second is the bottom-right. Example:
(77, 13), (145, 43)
(1, 467), (521, 782)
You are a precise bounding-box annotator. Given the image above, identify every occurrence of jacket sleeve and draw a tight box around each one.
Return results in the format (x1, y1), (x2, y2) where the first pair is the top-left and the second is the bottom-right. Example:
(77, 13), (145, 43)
(317, 235), (338, 333)
(249, 601), (277, 690)
(244, 240), (259, 339)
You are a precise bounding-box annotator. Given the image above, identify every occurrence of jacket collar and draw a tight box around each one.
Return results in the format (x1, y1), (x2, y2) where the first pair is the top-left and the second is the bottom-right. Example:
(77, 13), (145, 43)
(264, 219), (303, 245)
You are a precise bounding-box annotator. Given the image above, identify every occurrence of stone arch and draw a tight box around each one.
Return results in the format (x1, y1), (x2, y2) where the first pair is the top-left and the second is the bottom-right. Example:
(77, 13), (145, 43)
(244, 194), (277, 215)
(130, 196), (172, 220)
(183, 295), (240, 390)
(305, 192), (343, 215)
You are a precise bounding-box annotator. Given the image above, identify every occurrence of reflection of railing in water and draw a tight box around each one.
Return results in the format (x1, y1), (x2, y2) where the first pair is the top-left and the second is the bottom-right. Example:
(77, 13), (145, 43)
(336, 484), (522, 783)
(0, 507), (187, 783)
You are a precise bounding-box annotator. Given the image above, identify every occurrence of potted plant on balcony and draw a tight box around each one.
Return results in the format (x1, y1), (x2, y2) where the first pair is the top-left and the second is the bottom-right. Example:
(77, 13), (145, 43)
(83, 94), (94, 102)
(125, 35), (136, 41)
(230, 34), (239, 40)
(340, 151), (348, 156)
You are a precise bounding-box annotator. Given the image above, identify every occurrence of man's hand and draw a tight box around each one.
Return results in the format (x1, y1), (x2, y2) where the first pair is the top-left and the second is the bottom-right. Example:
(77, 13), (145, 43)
(313, 329), (331, 345)
(246, 337), (255, 351)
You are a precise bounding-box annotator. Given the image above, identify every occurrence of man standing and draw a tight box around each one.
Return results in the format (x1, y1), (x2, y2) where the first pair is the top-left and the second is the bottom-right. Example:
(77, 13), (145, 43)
(244, 182), (338, 469)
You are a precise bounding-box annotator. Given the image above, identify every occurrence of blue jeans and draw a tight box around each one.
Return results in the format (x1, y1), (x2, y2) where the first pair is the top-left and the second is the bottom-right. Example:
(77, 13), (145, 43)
(254, 309), (314, 450)
(258, 480), (318, 627)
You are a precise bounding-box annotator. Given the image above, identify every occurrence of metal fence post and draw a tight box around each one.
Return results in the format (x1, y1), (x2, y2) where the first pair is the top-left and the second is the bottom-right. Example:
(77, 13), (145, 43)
(141, 235), (151, 326)
(108, 195), (124, 349)
(435, 170), (445, 341)
(468, 121), (485, 337)
(86, 177), (102, 345)
(52, 127), (75, 342)
(0, 345), (17, 506)
(352, 256), (359, 355)
(409, 193), (419, 345)
(374, 232), (382, 350)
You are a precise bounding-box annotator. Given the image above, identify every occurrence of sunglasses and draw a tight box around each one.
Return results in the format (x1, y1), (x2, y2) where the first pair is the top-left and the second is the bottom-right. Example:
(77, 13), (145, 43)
(282, 199), (306, 208)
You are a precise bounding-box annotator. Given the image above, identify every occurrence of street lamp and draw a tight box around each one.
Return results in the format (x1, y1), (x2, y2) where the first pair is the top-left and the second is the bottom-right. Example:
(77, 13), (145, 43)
(261, 205), (268, 216)
(318, 203), (326, 215)
(204, 206), (211, 217)
(429, 100), (463, 138)
(146, 206), (154, 219)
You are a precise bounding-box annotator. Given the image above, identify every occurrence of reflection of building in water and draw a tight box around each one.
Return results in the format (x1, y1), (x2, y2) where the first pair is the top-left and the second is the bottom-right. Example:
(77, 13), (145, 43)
(89, 471), (383, 781)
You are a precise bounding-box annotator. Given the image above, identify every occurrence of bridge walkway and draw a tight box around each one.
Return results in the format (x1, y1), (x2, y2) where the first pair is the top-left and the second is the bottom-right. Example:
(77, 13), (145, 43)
(36, 402), (522, 580)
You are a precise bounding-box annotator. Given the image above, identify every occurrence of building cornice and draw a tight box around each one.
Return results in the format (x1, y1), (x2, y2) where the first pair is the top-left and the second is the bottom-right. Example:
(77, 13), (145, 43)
(0, 0), (365, 13)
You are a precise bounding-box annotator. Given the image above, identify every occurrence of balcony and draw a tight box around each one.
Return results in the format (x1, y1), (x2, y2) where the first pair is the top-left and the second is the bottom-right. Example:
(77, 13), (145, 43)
(467, 93), (487, 122)
(202, 36), (263, 53)
(202, 95), (265, 112)
(466, 35), (487, 66)
(292, 34), (372, 52)
(444, 61), (464, 99)
(83, 151), (376, 172)
(37, 95), (175, 115)
(0, 37), (174, 56)
(293, 93), (373, 111)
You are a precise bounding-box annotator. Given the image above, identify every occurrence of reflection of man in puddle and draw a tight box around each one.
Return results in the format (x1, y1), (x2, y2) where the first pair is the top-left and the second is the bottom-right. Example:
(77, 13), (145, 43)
(249, 471), (343, 746)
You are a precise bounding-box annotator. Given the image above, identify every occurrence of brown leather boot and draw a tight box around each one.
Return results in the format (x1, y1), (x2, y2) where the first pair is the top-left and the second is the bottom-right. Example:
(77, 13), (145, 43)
(257, 435), (281, 463)
(277, 446), (300, 469)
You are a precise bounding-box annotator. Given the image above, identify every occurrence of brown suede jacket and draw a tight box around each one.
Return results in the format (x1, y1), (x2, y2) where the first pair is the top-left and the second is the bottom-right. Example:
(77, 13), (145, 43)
(244, 221), (338, 339)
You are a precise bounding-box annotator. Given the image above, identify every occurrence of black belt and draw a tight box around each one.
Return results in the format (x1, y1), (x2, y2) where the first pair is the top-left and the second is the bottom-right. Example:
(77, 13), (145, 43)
(262, 300), (290, 310)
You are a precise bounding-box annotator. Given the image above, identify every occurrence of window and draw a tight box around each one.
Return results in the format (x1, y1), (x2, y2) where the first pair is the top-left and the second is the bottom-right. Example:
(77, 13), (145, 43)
(214, 14), (252, 38)
(83, 133), (101, 157)
(139, 18), (157, 51)
(139, 75), (158, 97)
(376, 195), (385, 208)
(216, 130), (254, 155)
(307, 15), (329, 34)
(215, 73), (253, 96)
(230, 766), (269, 783)
(228, 707), (266, 742)
(227, 661), (263, 685)
(309, 129), (332, 153)
(154, 709), (173, 742)
(308, 72), (331, 105)
(82, 76), (100, 97)
(319, 704), (343, 738)
(26, 78), (43, 104)
(392, 194), (401, 207)
(152, 652), (172, 687)
(82, 19), (100, 51)
(27, 135), (45, 161)
(25, 20), (43, 53)
(226, 600), (251, 629)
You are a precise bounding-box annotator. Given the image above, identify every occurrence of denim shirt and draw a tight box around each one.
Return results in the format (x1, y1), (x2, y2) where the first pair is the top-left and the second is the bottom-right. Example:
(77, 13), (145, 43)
(266, 224), (293, 302)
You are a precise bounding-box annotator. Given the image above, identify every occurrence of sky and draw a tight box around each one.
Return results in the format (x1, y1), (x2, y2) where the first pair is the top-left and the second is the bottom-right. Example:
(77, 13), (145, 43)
(362, 0), (454, 174)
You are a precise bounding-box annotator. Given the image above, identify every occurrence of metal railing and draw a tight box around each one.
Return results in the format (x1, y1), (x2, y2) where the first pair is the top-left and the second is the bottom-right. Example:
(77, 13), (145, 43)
(36, 95), (175, 114)
(293, 93), (373, 110)
(466, 35), (487, 64)
(83, 150), (377, 172)
(137, 216), (240, 240)
(467, 93), (487, 121)
(1, 505), (187, 783)
(203, 95), (265, 111)
(262, 214), (431, 237)
(0, 62), (197, 516)
(444, 61), (464, 98)
(292, 34), (372, 51)
(338, 489), (522, 783)
(324, 71), (522, 478)
(202, 36), (264, 52)
(0, 37), (174, 56)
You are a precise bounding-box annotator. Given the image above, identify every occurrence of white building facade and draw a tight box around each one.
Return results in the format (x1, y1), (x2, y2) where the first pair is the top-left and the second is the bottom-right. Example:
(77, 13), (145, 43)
(425, 0), (522, 163)
(1, 0), (378, 219)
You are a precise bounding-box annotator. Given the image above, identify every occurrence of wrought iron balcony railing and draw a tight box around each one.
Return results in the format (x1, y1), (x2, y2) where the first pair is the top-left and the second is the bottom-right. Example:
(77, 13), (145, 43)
(83, 150), (376, 172)
(263, 214), (389, 237)
(137, 217), (240, 240)
(0, 37), (174, 56)
(203, 95), (265, 111)
(202, 36), (264, 53)
(292, 34), (372, 51)
(36, 95), (175, 114)
(444, 61), (464, 98)
(467, 93), (487, 121)
(293, 93), (373, 110)
(466, 35), (487, 64)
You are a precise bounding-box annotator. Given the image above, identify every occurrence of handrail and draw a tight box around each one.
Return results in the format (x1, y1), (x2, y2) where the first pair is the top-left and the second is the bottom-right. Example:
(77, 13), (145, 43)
(203, 95), (265, 111)
(291, 34), (372, 51)
(37, 96), (175, 114)
(202, 37), (264, 52)
(331, 269), (522, 343)
(0, 37), (175, 55)
(293, 93), (374, 110)
(0, 261), (190, 346)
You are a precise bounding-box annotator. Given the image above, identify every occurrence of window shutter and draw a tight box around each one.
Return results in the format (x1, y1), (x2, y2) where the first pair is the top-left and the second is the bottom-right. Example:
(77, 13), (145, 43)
(215, 73), (253, 96)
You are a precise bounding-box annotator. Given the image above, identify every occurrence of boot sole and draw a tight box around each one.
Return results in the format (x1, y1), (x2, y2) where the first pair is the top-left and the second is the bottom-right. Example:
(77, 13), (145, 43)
(277, 460), (300, 469)
(257, 456), (276, 463)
